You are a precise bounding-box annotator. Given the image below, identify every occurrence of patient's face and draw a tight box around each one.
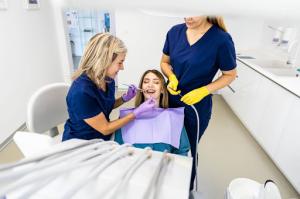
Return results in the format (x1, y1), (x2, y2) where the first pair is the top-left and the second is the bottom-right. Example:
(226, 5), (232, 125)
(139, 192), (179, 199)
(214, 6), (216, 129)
(142, 72), (162, 101)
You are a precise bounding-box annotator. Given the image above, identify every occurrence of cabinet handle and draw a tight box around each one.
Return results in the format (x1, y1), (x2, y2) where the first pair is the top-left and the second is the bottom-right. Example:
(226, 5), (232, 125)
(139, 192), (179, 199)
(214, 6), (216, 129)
(228, 85), (235, 93)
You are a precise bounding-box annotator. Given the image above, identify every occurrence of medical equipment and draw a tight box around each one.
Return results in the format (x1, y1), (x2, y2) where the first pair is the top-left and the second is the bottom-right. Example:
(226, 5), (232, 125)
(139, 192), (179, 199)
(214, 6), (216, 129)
(167, 86), (202, 198)
(121, 83), (145, 92)
(0, 137), (192, 199)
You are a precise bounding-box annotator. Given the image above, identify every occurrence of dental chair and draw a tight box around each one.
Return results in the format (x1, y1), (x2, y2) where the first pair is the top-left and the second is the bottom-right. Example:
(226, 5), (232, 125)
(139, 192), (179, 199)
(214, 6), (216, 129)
(26, 82), (70, 137)
(14, 83), (70, 157)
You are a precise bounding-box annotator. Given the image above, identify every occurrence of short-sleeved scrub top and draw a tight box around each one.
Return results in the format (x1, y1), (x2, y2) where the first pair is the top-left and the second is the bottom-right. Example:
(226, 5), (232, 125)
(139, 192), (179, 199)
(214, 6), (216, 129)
(163, 23), (237, 117)
(62, 74), (115, 141)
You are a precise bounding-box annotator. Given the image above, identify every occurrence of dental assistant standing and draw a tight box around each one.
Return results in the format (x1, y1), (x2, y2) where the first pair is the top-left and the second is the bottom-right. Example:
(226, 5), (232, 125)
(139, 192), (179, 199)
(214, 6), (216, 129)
(160, 16), (237, 189)
(63, 33), (156, 141)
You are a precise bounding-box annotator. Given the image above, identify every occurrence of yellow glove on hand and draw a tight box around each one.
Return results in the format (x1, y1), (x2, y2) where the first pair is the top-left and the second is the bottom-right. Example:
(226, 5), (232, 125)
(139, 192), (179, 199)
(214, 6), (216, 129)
(181, 86), (210, 105)
(167, 74), (181, 95)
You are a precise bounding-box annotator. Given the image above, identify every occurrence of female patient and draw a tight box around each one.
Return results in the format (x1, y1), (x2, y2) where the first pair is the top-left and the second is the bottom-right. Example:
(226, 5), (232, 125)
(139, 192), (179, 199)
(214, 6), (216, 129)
(115, 69), (190, 155)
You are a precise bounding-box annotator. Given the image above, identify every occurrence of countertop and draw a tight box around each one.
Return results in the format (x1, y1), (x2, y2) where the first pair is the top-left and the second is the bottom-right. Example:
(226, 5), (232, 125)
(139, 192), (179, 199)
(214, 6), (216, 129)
(236, 50), (300, 98)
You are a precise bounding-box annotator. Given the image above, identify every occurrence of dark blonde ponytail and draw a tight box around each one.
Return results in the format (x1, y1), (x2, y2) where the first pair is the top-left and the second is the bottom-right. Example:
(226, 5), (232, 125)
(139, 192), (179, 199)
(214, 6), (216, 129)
(207, 16), (227, 32)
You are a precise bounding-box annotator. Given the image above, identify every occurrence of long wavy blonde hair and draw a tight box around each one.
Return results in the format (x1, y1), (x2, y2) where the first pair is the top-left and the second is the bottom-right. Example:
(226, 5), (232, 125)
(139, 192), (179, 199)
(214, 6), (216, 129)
(135, 70), (169, 108)
(72, 33), (127, 88)
(207, 16), (227, 32)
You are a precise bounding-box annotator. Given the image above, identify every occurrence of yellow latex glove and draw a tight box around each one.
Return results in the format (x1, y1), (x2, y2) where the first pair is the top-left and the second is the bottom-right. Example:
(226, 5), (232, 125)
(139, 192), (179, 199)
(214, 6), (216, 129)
(181, 86), (210, 105)
(167, 74), (181, 95)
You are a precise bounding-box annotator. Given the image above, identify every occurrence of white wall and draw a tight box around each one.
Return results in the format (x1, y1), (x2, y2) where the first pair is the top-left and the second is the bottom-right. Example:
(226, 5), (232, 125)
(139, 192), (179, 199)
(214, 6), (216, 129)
(225, 16), (265, 51)
(114, 11), (266, 88)
(114, 9), (182, 87)
(0, 0), (65, 144)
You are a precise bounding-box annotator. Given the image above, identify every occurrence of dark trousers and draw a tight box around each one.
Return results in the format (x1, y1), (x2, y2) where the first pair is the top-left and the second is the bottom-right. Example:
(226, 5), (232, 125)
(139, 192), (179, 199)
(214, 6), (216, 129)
(169, 94), (212, 190)
(184, 105), (210, 190)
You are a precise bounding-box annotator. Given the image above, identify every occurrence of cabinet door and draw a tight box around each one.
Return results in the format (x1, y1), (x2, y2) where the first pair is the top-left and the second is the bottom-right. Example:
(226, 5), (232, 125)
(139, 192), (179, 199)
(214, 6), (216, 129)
(229, 62), (267, 134)
(254, 80), (294, 158)
(220, 61), (254, 115)
(273, 97), (300, 193)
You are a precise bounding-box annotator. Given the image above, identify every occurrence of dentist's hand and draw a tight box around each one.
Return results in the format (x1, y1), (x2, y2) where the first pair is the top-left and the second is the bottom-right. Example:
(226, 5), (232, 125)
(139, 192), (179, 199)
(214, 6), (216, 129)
(181, 86), (210, 105)
(133, 98), (156, 119)
(167, 74), (181, 95)
(122, 84), (137, 102)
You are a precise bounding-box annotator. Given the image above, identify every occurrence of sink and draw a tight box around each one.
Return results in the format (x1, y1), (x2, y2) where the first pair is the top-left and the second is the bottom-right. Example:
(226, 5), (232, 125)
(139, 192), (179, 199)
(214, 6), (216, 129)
(264, 68), (299, 77)
(238, 56), (299, 77)
(247, 59), (288, 68)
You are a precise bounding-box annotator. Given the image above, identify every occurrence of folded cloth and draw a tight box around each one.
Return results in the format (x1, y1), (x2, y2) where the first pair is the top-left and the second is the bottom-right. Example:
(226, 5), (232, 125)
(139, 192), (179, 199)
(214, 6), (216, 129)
(120, 107), (184, 149)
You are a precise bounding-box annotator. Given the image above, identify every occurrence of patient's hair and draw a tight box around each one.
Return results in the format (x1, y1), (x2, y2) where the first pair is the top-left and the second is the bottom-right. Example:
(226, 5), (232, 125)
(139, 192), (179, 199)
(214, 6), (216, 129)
(72, 33), (127, 88)
(135, 69), (169, 108)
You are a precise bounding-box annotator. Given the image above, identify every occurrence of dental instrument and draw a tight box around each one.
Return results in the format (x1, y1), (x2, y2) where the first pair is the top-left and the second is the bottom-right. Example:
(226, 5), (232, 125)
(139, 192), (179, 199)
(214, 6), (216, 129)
(109, 148), (152, 199)
(121, 83), (145, 92)
(0, 143), (118, 196)
(153, 153), (172, 199)
(0, 139), (101, 172)
(167, 86), (201, 194)
(0, 141), (117, 181)
(62, 144), (133, 198)
(143, 151), (171, 199)
(1, 139), (192, 199)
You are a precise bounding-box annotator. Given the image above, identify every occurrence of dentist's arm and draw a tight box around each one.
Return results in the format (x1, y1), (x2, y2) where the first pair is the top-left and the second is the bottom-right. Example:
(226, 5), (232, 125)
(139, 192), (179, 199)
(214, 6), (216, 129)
(85, 98), (156, 135)
(160, 54), (173, 78)
(113, 97), (125, 109)
(160, 54), (181, 95)
(84, 112), (135, 135)
(181, 69), (237, 105)
(206, 69), (237, 93)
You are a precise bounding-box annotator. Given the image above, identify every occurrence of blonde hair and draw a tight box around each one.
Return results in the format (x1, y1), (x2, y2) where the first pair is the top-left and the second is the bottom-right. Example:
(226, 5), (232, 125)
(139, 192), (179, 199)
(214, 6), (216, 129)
(207, 16), (227, 32)
(72, 33), (127, 88)
(135, 70), (169, 108)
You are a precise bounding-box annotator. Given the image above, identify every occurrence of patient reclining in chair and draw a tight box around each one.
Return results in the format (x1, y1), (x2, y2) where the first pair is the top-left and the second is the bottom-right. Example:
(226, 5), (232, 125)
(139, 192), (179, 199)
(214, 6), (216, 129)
(115, 69), (190, 156)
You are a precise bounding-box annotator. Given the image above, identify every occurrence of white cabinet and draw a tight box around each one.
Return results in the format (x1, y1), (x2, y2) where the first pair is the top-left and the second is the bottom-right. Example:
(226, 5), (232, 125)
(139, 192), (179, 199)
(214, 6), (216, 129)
(254, 80), (294, 158)
(273, 97), (300, 193)
(221, 61), (268, 134)
(220, 59), (300, 193)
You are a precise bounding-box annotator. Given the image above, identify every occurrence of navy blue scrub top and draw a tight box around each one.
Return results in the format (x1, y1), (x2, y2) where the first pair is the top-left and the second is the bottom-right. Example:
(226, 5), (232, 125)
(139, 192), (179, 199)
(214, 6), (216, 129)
(163, 24), (236, 113)
(62, 73), (115, 141)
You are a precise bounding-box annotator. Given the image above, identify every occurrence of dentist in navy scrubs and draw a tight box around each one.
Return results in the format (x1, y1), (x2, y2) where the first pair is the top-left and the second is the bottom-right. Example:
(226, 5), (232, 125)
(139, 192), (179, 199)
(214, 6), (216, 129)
(62, 33), (156, 141)
(160, 16), (237, 189)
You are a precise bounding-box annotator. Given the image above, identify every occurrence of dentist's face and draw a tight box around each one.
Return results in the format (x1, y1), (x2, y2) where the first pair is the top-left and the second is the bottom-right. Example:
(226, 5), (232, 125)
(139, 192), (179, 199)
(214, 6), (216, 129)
(184, 16), (206, 29)
(142, 72), (162, 102)
(106, 53), (126, 79)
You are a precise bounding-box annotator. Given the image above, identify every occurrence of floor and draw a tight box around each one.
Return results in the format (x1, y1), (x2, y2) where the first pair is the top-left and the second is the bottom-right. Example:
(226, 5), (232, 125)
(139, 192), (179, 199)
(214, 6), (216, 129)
(0, 94), (299, 199)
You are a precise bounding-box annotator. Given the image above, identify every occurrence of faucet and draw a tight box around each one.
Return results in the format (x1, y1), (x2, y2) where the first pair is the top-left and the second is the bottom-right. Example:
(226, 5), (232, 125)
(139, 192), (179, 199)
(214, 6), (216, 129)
(286, 40), (299, 67)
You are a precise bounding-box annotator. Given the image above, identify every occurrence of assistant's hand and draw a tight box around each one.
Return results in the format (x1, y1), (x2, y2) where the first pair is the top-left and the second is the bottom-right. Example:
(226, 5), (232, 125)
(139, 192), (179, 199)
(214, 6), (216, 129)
(133, 98), (156, 119)
(181, 86), (210, 105)
(167, 74), (181, 95)
(122, 84), (137, 102)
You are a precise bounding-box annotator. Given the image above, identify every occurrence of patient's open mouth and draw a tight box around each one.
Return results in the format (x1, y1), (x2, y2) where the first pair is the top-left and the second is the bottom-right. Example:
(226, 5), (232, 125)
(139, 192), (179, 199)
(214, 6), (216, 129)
(145, 89), (156, 94)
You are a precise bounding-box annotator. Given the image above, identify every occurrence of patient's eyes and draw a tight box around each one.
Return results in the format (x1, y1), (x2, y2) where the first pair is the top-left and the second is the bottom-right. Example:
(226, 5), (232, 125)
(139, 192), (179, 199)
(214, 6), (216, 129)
(143, 80), (160, 85)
